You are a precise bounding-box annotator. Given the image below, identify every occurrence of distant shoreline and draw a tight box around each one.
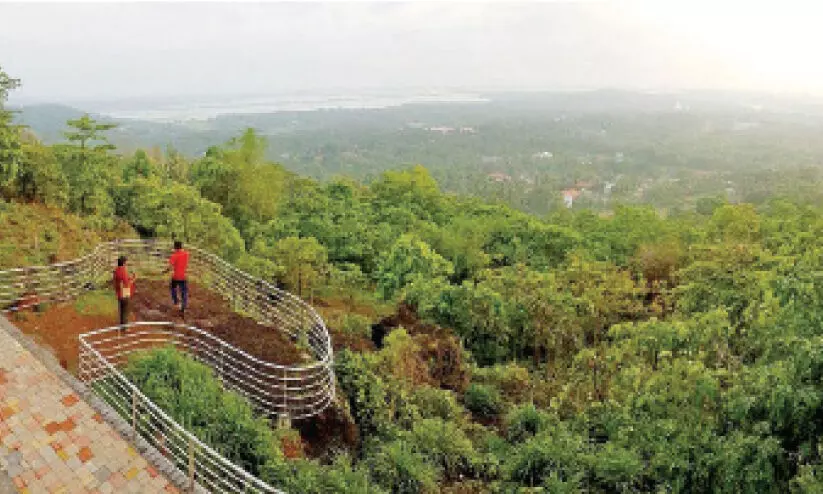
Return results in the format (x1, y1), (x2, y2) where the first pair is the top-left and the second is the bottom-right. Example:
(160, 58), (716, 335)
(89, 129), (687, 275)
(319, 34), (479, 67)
(86, 93), (491, 123)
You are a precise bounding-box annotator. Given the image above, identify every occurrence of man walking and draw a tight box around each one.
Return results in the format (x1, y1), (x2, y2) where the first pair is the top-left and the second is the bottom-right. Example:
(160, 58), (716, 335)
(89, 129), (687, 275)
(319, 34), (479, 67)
(113, 256), (136, 326)
(169, 241), (190, 318)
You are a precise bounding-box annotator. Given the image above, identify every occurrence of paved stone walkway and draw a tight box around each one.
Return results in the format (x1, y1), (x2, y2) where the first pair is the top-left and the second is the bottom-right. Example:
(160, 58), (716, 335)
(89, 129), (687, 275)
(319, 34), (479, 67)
(0, 322), (178, 493)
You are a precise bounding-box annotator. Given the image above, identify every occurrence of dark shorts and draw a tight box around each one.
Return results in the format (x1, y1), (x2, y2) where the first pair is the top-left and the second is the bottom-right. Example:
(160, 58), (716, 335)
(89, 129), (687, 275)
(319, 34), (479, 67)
(170, 279), (188, 310)
(118, 297), (130, 325)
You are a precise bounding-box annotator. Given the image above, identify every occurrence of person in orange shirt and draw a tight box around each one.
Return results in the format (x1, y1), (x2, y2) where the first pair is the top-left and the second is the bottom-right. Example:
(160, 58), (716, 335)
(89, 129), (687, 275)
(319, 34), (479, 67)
(168, 241), (190, 317)
(113, 256), (136, 326)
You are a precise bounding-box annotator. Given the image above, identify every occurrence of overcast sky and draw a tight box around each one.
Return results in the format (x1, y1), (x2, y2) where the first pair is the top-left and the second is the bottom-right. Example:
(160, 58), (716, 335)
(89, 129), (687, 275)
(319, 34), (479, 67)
(1, 1), (821, 104)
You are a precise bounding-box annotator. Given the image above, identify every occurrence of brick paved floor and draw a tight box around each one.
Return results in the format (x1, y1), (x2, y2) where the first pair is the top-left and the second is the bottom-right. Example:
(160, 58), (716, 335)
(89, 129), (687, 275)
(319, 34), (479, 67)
(0, 324), (178, 493)
(0, 471), (14, 494)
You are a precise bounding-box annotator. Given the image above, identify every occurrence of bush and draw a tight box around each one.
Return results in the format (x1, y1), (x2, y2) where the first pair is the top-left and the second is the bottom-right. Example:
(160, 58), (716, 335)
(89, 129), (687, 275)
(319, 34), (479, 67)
(472, 362), (531, 401)
(469, 425), (509, 481)
(408, 418), (479, 480)
(791, 464), (823, 494)
(410, 385), (466, 422)
(335, 349), (395, 439)
(122, 347), (287, 479)
(464, 383), (504, 419)
(367, 439), (439, 494)
(280, 454), (385, 494)
(504, 429), (588, 488)
(505, 403), (553, 443)
(340, 313), (373, 339)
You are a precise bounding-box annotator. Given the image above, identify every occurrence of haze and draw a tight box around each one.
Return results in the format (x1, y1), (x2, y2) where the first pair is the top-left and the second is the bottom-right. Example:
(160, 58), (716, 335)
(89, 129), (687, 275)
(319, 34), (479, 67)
(1, 1), (820, 104)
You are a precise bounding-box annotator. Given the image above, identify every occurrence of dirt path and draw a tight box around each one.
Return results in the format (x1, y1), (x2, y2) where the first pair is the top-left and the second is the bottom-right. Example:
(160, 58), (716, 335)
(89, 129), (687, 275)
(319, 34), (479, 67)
(13, 279), (305, 374)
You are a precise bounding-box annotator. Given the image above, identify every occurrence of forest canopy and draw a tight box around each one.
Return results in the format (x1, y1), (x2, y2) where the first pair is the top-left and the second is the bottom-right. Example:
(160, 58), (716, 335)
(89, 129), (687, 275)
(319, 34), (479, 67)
(3, 66), (823, 493)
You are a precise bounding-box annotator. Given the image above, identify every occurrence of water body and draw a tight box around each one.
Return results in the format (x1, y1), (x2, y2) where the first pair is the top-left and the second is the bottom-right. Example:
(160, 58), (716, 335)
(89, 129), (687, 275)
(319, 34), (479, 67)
(86, 92), (490, 122)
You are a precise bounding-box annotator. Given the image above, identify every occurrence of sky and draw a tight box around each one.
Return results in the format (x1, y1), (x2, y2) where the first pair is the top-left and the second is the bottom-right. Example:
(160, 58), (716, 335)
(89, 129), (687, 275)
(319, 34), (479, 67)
(1, 1), (822, 104)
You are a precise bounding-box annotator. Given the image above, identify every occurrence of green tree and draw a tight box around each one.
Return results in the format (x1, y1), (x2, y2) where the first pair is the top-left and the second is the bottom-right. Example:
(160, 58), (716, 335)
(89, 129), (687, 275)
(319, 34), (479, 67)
(192, 129), (289, 233)
(710, 204), (761, 243)
(16, 137), (68, 206)
(376, 234), (453, 300)
(265, 236), (329, 298)
(122, 149), (159, 183)
(0, 66), (22, 193)
(119, 177), (244, 260)
(57, 114), (117, 215)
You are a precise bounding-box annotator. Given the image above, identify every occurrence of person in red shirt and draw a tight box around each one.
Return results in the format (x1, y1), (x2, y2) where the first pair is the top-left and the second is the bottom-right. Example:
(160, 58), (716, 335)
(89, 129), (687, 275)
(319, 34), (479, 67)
(113, 256), (136, 326)
(168, 241), (190, 317)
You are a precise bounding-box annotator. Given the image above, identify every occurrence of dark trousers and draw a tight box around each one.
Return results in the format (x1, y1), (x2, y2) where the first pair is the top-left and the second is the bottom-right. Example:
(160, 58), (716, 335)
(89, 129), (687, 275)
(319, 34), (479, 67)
(170, 280), (188, 310)
(118, 298), (130, 326)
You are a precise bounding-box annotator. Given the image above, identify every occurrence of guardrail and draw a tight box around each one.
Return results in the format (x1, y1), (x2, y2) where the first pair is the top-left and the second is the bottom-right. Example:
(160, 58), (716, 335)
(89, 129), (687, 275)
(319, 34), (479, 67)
(78, 322), (288, 494)
(80, 322), (334, 422)
(0, 239), (335, 421)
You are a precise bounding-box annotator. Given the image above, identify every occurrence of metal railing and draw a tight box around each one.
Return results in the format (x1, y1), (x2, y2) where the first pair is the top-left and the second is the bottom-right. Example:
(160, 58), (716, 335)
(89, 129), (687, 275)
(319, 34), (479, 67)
(0, 239), (335, 420)
(78, 322), (286, 493)
(80, 322), (334, 422)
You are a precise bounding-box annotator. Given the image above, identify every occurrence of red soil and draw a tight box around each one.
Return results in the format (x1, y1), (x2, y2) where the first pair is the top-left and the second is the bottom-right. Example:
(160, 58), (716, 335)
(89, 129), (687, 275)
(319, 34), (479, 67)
(12, 305), (112, 373)
(11, 278), (364, 459)
(13, 279), (305, 373)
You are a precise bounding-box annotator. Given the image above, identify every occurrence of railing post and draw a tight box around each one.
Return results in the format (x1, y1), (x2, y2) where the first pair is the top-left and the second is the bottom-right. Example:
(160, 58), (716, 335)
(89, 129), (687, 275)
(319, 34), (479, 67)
(188, 435), (196, 493)
(158, 432), (166, 458)
(78, 345), (85, 383)
(131, 387), (137, 439)
(218, 344), (224, 384)
(278, 367), (289, 428)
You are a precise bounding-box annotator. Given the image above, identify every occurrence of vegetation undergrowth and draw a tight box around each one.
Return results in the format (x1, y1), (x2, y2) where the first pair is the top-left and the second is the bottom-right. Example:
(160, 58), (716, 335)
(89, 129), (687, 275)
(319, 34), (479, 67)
(73, 289), (117, 316)
(122, 346), (381, 493)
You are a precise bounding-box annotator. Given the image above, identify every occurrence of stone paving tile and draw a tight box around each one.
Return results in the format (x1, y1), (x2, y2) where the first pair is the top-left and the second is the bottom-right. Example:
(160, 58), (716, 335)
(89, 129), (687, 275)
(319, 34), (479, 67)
(0, 325), (180, 493)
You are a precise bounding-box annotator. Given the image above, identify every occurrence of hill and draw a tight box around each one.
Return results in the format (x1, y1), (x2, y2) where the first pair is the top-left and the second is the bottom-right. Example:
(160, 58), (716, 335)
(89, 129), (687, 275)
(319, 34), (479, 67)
(14, 90), (823, 217)
(5, 66), (823, 492)
(0, 202), (135, 268)
(11, 103), (86, 143)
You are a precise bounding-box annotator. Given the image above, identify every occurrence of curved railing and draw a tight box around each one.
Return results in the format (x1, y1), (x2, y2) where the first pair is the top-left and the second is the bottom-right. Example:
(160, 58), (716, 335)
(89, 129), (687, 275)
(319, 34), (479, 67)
(79, 323), (288, 494)
(80, 322), (334, 421)
(0, 239), (335, 420)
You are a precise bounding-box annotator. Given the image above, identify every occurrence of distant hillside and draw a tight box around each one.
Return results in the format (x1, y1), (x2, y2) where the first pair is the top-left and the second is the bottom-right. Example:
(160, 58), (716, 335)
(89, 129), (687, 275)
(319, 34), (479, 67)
(12, 104), (181, 155)
(12, 104), (87, 143)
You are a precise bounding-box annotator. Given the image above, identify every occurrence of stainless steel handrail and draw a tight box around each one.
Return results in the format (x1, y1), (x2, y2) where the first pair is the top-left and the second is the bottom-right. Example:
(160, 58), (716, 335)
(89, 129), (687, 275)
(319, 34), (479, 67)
(78, 325), (286, 493)
(0, 239), (335, 419)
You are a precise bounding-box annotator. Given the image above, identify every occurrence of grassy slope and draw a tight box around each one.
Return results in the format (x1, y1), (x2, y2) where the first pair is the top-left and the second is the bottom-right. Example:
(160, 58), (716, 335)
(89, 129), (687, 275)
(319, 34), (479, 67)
(0, 201), (136, 269)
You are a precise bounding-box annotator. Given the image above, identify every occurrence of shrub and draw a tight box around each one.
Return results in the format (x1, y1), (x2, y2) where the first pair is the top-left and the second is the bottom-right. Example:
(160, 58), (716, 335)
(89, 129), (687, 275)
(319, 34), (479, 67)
(410, 385), (465, 422)
(472, 362), (531, 401)
(280, 455), (385, 494)
(367, 439), (439, 494)
(464, 383), (504, 419)
(335, 349), (395, 439)
(122, 346), (287, 479)
(504, 429), (588, 488)
(408, 418), (479, 480)
(378, 328), (431, 386)
(505, 403), (553, 443)
(790, 464), (823, 494)
(340, 313), (373, 339)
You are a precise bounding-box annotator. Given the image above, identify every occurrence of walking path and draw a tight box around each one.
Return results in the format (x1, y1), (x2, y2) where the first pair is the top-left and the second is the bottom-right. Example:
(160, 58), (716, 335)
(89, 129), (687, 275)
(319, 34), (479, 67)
(0, 316), (179, 493)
